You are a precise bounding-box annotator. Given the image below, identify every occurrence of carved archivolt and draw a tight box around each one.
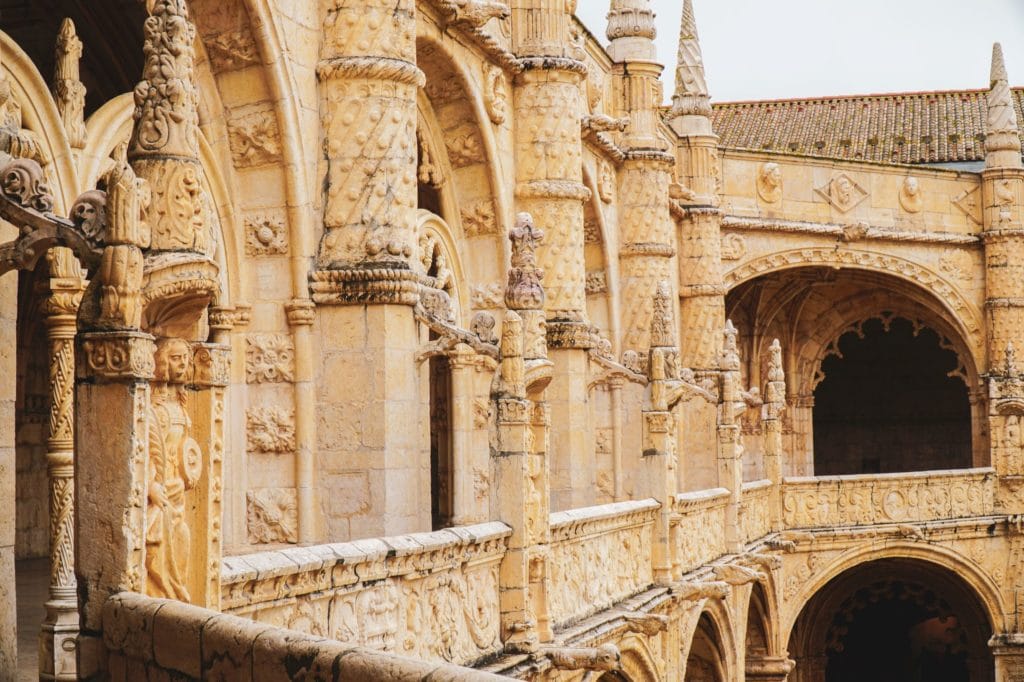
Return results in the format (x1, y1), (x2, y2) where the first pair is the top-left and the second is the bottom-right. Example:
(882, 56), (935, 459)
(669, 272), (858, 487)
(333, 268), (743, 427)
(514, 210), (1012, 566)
(723, 248), (984, 359)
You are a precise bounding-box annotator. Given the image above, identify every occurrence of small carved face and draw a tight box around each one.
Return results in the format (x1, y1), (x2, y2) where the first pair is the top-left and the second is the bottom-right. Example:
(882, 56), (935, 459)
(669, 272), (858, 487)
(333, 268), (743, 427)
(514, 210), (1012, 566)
(903, 176), (919, 196)
(761, 163), (782, 189)
(156, 338), (192, 384)
(835, 177), (853, 202)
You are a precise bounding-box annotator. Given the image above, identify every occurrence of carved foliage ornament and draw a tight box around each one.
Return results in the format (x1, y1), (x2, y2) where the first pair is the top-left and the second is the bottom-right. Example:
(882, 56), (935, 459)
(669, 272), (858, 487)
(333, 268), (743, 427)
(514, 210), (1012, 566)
(245, 334), (295, 383)
(246, 488), (297, 544)
(244, 212), (288, 255)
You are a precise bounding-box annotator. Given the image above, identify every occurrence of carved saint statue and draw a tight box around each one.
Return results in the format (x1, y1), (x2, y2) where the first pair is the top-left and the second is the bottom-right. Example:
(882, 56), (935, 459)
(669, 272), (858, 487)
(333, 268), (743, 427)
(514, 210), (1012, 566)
(146, 337), (202, 602)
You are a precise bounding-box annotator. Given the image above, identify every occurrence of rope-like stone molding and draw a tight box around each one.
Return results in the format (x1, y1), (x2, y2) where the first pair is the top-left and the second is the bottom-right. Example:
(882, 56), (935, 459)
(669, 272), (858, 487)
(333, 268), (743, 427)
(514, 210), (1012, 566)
(722, 215), (981, 246)
(316, 56), (426, 87)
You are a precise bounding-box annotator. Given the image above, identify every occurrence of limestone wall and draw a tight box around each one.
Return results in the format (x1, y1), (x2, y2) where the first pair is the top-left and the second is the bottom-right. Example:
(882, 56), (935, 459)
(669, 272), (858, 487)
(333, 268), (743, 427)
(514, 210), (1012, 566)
(100, 591), (505, 681)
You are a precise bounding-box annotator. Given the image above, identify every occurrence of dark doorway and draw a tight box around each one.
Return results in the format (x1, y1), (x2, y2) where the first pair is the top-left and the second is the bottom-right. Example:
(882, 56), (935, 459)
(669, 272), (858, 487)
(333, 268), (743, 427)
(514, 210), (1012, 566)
(813, 317), (971, 475)
(790, 558), (993, 682)
(428, 353), (453, 530)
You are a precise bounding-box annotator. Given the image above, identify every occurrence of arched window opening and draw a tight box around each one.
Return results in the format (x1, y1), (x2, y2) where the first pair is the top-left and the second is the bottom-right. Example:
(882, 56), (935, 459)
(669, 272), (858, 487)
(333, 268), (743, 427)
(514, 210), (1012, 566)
(813, 317), (971, 475)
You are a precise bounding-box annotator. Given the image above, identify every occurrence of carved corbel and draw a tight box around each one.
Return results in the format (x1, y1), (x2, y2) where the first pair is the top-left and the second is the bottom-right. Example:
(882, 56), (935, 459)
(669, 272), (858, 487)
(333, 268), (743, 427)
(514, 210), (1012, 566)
(582, 113), (630, 136)
(713, 562), (766, 585)
(541, 643), (621, 672)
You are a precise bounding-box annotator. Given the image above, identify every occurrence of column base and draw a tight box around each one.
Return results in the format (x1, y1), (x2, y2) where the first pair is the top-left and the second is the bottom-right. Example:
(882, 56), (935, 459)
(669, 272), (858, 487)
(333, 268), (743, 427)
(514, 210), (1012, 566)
(746, 655), (795, 681)
(39, 598), (78, 681)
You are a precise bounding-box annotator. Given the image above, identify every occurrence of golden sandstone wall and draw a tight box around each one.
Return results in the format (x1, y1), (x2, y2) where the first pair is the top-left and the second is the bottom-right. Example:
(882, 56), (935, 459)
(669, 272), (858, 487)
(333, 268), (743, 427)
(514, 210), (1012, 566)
(0, 0), (1022, 680)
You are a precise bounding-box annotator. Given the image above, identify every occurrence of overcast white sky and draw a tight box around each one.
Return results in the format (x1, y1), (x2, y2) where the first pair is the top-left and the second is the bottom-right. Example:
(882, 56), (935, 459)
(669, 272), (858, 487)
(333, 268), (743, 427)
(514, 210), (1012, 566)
(576, 0), (1024, 102)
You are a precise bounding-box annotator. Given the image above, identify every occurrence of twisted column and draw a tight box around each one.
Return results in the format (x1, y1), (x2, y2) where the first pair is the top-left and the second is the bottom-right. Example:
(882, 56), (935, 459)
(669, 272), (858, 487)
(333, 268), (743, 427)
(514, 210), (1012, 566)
(41, 251), (85, 681)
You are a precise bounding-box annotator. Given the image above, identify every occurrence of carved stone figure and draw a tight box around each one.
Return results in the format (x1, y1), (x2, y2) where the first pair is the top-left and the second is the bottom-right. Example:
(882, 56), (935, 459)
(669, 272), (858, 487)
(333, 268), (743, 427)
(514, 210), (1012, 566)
(146, 338), (202, 601)
(544, 642), (621, 671)
(756, 162), (782, 203)
(899, 176), (923, 213)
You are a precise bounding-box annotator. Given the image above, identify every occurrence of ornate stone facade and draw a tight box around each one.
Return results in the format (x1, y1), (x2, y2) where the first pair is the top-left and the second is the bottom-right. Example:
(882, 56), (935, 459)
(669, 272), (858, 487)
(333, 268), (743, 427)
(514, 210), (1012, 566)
(0, 2), (1022, 681)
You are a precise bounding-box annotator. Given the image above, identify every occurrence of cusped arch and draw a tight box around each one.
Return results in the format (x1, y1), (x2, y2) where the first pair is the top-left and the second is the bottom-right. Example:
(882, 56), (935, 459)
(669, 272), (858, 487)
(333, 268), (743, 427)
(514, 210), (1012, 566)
(417, 209), (469, 326)
(723, 248), (985, 367)
(1, 30), (78, 211)
(781, 541), (1007, 646)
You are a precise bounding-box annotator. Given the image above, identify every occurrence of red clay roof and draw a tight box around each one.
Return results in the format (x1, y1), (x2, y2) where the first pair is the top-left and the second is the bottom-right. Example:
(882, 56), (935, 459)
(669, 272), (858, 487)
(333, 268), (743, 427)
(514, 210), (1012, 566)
(709, 88), (1024, 165)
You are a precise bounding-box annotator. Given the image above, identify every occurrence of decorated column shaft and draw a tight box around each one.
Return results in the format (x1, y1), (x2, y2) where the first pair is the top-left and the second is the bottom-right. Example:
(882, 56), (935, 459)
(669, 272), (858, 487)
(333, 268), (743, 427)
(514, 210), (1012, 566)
(718, 321), (744, 553)
(53, 18), (87, 151)
(493, 214), (552, 651)
(668, 0), (724, 373)
(608, 0), (678, 359)
(982, 44), (1024, 488)
(41, 250), (85, 681)
(511, 0), (593, 510)
(309, 0), (424, 538)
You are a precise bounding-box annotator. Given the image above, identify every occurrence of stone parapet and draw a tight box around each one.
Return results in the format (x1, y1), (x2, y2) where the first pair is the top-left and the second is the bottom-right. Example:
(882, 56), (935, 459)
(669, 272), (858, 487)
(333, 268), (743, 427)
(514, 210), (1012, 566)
(671, 488), (730, 578)
(546, 500), (659, 627)
(782, 467), (996, 528)
(100, 592), (507, 681)
(221, 522), (511, 666)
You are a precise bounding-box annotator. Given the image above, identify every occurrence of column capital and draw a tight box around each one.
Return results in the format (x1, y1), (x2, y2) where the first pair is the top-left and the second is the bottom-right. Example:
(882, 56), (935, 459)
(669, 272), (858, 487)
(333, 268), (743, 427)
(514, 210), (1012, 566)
(78, 331), (156, 381)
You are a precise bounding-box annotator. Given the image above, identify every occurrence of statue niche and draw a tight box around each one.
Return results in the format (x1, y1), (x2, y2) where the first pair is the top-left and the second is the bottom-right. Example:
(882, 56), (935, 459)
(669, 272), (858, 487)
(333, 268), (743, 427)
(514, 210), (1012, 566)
(146, 336), (202, 601)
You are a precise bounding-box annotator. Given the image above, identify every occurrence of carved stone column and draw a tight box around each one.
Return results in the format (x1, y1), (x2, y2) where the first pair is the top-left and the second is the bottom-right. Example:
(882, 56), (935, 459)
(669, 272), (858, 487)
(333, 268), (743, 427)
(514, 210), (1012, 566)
(990, 634), (1024, 681)
(511, 0), (593, 511)
(718, 322), (744, 553)
(448, 344), (494, 526)
(763, 340), (786, 532)
(310, 0), (425, 539)
(494, 214), (553, 652)
(40, 250), (85, 681)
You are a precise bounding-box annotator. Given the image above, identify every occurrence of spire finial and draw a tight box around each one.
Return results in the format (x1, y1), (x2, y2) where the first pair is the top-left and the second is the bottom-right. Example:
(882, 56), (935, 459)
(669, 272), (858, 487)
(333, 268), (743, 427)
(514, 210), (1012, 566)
(985, 42), (1022, 167)
(670, 0), (711, 119)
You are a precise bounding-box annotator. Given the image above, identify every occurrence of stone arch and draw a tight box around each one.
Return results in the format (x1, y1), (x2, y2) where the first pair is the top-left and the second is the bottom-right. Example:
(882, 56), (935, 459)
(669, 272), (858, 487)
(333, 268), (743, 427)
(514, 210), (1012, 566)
(0, 30), (78, 210)
(786, 551), (999, 681)
(727, 265), (987, 476)
(723, 248), (985, 369)
(416, 33), (509, 302)
(782, 541), (1006, 645)
(682, 600), (738, 682)
(615, 634), (662, 682)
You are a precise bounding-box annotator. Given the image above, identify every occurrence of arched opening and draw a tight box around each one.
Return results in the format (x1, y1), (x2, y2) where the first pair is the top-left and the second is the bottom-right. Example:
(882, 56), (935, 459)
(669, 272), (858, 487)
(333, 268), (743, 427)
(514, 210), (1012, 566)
(685, 613), (728, 682)
(813, 317), (971, 474)
(726, 267), (984, 477)
(788, 558), (994, 682)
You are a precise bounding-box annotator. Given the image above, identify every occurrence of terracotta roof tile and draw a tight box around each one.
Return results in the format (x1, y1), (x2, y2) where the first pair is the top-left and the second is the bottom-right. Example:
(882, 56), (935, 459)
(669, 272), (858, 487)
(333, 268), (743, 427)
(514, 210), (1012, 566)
(709, 88), (1024, 165)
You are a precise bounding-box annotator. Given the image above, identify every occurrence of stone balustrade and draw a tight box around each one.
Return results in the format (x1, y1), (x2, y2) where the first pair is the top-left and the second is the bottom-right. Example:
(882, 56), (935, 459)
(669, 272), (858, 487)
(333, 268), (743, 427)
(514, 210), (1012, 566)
(782, 467), (996, 528)
(220, 522), (511, 666)
(101, 592), (505, 681)
(739, 479), (773, 545)
(671, 488), (730, 577)
(547, 500), (659, 627)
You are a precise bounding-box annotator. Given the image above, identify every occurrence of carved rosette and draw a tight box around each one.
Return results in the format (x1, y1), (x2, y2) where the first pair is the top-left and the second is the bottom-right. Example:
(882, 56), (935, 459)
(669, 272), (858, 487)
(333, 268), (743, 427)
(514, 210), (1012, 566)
(317, 0), (422, 288)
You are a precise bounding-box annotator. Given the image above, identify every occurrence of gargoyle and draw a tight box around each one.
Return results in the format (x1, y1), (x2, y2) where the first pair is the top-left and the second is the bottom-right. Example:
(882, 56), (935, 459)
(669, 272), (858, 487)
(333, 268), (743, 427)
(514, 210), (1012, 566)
(543, 643), (621, 672)
(713, 562), (766, 586)
(672, 580), (730, 601)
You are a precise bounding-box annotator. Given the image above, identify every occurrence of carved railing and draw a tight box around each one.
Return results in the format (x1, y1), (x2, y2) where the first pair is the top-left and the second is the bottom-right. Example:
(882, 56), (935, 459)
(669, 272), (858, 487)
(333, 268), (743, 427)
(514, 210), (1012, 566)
(739, 479), (773, 545)
(221, 522), (510, 666)
(782, 468), (996, 528)
(671, 488), (730, 576)
(547, 500), (659, 627)
(103, 592), (506, 680)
